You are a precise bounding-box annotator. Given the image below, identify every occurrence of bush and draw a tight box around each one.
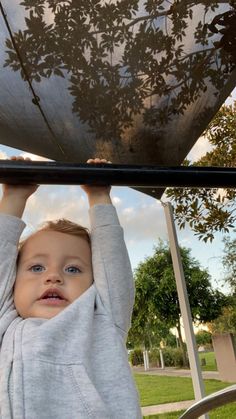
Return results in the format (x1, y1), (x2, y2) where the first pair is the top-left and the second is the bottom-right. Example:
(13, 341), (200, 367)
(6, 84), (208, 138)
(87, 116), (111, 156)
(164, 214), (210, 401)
(130, 346), (187, 368)
(195, 330), (213, 348)
(165, 347), (186, 368)
(149, 348), (161, 367)
(130, 348), (143, 366)
(162, 347), (176, 367)
(149, 347), (186, 368)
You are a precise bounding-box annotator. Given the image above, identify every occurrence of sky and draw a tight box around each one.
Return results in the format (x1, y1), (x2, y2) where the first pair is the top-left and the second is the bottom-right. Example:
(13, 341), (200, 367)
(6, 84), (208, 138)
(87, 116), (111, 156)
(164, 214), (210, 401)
(0, 90), (235, 295)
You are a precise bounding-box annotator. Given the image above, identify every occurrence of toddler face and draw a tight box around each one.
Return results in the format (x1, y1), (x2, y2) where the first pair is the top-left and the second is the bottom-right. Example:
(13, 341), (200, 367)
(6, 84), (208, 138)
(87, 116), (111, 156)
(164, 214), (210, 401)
(14, 230), (93, 319)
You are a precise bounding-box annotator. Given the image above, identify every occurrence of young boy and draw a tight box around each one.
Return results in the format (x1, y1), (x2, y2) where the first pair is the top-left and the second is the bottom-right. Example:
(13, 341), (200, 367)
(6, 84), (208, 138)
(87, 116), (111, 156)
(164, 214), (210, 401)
(0, 157), (142, 419)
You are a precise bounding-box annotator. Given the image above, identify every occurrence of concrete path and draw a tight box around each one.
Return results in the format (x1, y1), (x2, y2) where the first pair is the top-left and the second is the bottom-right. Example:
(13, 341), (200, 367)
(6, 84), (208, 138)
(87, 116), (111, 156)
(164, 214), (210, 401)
(133, 366), (220, 380)
(142, 399), (194, 416)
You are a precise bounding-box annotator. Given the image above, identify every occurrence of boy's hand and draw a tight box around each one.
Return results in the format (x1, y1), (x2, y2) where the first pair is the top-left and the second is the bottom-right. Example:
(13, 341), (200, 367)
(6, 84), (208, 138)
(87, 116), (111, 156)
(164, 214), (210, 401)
(81, 158), (112, 207)
(0, 156), (38, 217)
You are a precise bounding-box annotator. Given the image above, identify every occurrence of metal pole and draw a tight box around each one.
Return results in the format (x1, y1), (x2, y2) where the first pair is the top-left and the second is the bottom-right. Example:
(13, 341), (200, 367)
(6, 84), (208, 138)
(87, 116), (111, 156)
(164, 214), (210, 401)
(162, 201), (209, 419)
(0, 160), (235, 188)
(159, 349), (165, 369)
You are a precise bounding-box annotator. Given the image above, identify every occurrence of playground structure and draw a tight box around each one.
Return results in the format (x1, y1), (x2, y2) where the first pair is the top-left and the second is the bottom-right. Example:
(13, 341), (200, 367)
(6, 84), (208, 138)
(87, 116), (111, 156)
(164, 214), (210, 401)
(0, 1), (236, 417)
(0, 1), (236, 194)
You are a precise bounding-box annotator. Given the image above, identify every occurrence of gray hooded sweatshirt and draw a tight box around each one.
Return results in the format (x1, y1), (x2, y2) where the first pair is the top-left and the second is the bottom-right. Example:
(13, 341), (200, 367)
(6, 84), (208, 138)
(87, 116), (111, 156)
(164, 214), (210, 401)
(0, 204), (142, 419)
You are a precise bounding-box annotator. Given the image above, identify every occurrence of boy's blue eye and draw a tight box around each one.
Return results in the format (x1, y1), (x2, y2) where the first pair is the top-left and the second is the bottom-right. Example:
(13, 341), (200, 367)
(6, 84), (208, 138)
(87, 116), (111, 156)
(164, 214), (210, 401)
(30, 265), (45, 272)
(65, 266), (81, 274)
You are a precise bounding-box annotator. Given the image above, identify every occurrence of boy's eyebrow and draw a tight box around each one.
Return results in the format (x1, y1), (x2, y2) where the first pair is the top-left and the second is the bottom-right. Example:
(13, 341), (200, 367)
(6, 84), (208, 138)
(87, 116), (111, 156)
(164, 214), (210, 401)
(20, 253), (47, 263)
(21, 253), (89, 265)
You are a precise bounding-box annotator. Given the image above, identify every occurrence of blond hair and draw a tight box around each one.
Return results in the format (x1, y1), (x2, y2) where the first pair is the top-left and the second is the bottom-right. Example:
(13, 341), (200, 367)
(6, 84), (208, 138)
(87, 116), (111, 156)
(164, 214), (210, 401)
(18, 219), (90, 257)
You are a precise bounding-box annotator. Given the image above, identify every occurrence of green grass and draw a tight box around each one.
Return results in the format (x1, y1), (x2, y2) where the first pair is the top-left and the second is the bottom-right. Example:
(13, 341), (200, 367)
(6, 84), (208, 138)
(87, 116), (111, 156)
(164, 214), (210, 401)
(144, 403), (236, 418)
(199, 351), (217, 371)
(134, 374), (233, 406)
(134, 373), (236, 418)
(144, 412), (185, 418)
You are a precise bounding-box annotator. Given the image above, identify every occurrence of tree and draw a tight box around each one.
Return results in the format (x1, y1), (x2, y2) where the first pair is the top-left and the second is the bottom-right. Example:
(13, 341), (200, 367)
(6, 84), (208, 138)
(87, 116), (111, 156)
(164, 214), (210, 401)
(222, 232), (236, 290)
(208, 233), (236, 334)
(208, 304), (236, 334)
(128, 241), (227, 365)
(195, 330), (212, 347)
(166, 101), (236, 242)
(128, 297), (171, 350)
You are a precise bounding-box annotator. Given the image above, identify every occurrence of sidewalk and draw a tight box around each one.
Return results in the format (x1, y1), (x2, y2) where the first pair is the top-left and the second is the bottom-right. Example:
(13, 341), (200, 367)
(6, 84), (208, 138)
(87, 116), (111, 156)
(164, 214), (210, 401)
(134, 367), (220, 416)
(133, 366), (220, 380)
(142, 399), (194, 416)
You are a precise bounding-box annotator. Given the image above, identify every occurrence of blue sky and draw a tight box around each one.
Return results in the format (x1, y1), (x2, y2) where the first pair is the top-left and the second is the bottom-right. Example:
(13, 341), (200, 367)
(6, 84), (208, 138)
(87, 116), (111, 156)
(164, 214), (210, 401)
(0, 90), (235, 294)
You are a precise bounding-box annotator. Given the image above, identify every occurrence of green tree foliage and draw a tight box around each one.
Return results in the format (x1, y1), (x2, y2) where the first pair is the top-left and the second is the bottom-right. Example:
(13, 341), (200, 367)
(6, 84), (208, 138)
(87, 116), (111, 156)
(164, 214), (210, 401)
(164, 331), (178, 348)
(195, 330), (212, 346)
(208, 304), (236, 334)
(208, 233), (236, 334)
(166, 101), (236, 242)
(127, 288), (171, 350)
(222, 232), (236, 290)
(128, 242), (227, 358)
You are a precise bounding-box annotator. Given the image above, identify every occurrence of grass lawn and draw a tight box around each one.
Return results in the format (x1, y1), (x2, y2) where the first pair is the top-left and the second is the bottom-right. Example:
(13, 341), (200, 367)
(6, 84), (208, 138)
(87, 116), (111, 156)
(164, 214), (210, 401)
(134, 374), (233, 406)
(134, 374), (236, 417)
(144, 403), (236, 418)
(199, 351), (217, 371)
(144, 412), (185, 419)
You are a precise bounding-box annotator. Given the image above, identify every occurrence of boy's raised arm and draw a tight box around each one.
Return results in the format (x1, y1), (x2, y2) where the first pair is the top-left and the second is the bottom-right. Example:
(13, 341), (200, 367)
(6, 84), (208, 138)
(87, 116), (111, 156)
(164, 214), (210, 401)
(82, 158), (135, 336)
(0, 156), (38, 218)
(0, 157), (38, 329)
(80, 158), (112, 208)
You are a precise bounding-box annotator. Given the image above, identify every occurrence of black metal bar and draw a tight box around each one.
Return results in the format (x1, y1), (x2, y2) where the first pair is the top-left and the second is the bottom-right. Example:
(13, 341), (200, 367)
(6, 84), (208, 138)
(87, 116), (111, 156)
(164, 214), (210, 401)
(0, 160), (235, 188)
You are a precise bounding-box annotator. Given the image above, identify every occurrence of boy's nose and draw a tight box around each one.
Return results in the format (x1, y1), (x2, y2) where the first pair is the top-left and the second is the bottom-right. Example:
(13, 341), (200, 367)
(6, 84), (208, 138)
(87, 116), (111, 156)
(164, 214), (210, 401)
(45, 271), (64, 284)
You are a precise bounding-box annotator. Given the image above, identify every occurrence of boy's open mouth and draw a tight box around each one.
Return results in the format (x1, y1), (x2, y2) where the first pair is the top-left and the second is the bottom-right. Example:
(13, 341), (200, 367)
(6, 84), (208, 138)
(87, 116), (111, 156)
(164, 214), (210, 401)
(38, 288), (68, 305)
(38, 298), (67, 306)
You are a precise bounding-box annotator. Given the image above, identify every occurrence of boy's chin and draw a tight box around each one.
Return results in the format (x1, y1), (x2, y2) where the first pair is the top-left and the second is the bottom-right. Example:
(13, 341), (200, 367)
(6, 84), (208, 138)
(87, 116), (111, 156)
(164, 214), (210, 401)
(21, 305), (67, 320)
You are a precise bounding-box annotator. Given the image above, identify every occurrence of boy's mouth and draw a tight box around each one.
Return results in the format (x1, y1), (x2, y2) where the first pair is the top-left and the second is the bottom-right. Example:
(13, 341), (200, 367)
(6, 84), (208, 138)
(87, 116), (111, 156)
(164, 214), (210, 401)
(38, 297), (67, 306)
(38, 288), (68, 303)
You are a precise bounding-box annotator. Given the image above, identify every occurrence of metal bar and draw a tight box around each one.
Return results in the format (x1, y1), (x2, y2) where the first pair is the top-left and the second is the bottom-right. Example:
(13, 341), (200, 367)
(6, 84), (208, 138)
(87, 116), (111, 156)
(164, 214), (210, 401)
(179, 385), (236, 419)
(163, 202), (209, 419)
(0, 160), (235, 187)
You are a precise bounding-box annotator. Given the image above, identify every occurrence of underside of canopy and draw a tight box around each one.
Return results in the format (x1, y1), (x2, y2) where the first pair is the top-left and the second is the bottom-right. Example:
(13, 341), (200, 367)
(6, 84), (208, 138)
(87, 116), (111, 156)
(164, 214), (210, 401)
(0, 1), (236, 196)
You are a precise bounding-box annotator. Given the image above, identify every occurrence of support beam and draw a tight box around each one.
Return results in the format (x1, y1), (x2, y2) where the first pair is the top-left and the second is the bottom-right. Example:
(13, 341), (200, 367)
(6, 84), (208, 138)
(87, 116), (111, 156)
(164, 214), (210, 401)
(163, 202), (209, 419)
(0, 160), (235, 188)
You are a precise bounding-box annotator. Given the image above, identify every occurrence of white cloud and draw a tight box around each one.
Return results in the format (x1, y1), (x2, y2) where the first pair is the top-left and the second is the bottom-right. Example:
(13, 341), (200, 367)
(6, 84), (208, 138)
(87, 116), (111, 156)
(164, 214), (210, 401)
(0, 147), (51, 162)
(21, 186), (167, 247)
(179, 237), (192, 246)
(112, 196), (122, 205)
(20, 152), (52, 161)
(225, 87), (236, 105)
(118, 201), (167, 242)
(0, 150), (7, 159)
(187, 135), (212, 162)
(122, 207), (135, 216)
(22, 186), (90, 236)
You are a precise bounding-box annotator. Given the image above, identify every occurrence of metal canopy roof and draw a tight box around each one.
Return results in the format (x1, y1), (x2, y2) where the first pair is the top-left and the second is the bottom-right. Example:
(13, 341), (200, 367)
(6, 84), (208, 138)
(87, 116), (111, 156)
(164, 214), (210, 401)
(0, 1), (236, 196)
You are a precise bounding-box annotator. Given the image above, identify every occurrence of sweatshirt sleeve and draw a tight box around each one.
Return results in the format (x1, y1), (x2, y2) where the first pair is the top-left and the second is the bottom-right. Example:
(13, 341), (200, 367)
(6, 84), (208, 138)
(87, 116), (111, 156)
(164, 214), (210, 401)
(89, 204), (135, 334)
(0, 213), (26, 325)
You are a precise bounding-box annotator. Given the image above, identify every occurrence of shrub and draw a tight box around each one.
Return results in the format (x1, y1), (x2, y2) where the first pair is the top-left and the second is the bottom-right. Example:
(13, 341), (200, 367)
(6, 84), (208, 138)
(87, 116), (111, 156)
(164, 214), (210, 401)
(195, 330), (213, 347)
(130, 346), (187, 368)
(149, 347), (186, 368)
(149, 348), (161, 367)
(130, 348), (144, 366)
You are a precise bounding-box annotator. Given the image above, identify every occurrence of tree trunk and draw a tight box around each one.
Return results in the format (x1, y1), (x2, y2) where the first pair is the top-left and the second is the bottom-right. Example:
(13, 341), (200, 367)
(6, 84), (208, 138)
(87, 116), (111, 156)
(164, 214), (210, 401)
(177, 321), (188, 368)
